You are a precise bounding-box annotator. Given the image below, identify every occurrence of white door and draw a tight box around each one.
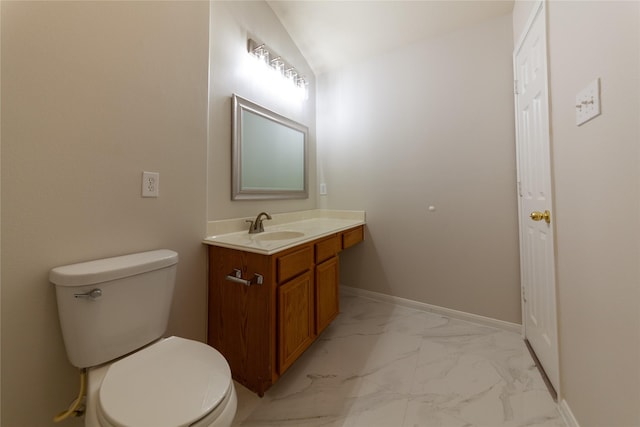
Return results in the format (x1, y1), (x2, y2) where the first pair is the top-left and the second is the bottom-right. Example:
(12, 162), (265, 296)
(514, 2), (559, 393)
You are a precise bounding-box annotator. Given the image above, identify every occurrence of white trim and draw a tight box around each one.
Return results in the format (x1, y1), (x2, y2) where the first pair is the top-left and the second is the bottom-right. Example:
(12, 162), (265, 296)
(340, 286), (522, 334)
(558, 399), (581, 427)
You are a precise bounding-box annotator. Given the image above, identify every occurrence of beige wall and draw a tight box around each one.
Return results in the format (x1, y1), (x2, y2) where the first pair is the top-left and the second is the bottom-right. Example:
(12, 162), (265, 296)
(511, 1), (536, 43)
(545, 1), (640, 425)
(1, 2), (210, 426)
(207, 1), (317, 222)
(318, 14), (521, 323)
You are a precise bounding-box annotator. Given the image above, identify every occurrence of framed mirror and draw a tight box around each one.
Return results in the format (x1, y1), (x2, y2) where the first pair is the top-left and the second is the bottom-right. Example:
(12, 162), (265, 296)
(232, 94), (309, 200)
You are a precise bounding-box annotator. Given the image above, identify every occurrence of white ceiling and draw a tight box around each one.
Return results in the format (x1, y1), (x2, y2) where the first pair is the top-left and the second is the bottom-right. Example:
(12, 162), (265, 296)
(267, 0), (514, 75)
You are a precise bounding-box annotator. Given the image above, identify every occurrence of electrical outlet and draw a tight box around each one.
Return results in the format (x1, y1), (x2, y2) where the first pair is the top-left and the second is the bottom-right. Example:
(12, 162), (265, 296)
(142, 172), (159, 197)
(320, 183), (327, 195)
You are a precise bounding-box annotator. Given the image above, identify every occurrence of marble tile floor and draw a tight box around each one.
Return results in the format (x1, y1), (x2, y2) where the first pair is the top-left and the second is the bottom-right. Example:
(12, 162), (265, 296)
(232, 293), (565, 427)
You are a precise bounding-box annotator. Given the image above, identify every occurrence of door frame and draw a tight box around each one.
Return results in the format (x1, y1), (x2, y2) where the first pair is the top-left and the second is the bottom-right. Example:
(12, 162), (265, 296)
(512, 0), (561, 396)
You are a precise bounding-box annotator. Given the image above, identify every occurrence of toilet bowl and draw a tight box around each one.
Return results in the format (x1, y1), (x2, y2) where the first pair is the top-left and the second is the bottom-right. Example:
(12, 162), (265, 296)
(50, 250), (237, 427)
(86, 337), (237, 427)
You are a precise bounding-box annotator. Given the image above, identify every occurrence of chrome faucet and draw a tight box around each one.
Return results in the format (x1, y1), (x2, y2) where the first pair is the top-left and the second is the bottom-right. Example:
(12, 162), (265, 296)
(246, 212), (272, 234)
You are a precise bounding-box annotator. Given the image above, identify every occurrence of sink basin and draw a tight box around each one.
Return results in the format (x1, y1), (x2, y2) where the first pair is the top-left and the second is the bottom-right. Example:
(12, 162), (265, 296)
(253, 231), (305, 241)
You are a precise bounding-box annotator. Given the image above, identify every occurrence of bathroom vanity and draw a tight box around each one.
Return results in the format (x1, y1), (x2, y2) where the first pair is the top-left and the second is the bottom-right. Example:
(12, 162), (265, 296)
(203, 211), (364, 395)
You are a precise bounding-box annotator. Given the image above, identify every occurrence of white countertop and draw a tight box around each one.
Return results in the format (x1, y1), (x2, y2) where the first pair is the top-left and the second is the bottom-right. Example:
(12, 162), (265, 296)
(203, 210), (365, 255)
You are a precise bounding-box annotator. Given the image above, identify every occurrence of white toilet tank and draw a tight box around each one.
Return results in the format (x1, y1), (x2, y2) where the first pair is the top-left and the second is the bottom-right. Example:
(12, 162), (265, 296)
(50, 249), (178, 368)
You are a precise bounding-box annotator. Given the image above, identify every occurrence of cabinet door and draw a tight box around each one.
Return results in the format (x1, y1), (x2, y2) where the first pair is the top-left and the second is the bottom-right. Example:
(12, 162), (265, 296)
(208, 246), (274, 395)
(278, 271), (314, 374)
(315, 256), (339, 335)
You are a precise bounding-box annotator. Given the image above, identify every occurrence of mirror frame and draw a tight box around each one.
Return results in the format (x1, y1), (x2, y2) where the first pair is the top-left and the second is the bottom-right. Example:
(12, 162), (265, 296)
(231, 94), (309, 200)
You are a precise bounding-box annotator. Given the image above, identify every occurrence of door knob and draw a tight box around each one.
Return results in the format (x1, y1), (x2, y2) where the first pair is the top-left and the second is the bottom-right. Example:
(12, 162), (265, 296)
(530, 210), (551, 224)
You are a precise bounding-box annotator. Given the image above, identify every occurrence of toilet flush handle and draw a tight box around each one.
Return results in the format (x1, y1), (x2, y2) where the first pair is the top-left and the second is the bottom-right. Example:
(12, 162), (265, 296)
(74, 288), (102, 300)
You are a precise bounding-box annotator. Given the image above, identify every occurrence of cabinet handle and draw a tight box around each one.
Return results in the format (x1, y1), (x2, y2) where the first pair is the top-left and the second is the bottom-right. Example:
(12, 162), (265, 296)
(225, 269), (263, 286)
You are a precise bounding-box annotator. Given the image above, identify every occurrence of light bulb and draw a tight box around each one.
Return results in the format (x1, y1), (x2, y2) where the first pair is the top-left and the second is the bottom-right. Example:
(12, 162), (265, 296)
(271, 58), (285, 75)
(285, 68), (298, 84)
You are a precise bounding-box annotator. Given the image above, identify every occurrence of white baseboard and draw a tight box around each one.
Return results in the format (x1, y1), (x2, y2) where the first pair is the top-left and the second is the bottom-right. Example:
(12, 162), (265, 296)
(558, 399), (580, 427)
(340, 286), (522, 334)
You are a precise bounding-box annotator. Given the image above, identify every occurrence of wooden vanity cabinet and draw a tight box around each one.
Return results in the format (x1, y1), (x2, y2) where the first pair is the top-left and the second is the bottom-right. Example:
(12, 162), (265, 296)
(207, 225), (364, 396)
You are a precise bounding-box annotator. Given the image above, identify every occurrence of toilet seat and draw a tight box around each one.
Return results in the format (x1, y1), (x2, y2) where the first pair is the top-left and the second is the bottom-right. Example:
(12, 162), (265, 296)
(97, 337), (232, 427)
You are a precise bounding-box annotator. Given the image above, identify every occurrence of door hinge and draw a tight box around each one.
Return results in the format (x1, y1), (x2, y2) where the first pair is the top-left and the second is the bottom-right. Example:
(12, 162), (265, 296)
(517, 180), (523, 197)
(522, 286), (527, 303)
(514, 79), (519, 95)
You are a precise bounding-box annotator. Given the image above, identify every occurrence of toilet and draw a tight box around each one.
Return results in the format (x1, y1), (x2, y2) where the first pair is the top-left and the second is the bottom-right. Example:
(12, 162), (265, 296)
(50, 249), (237, 427)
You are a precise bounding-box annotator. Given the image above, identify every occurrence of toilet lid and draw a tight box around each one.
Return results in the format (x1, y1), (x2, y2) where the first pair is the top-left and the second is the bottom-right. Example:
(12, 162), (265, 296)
(98, 336), (232, 427)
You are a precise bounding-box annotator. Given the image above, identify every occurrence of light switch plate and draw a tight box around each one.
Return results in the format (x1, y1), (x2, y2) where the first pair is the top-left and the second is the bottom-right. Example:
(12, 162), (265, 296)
(576, 78), (601, 126)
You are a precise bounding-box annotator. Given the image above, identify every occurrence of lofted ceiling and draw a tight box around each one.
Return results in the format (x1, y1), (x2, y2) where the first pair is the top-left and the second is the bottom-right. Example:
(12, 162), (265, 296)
(267, 0), (514, 75)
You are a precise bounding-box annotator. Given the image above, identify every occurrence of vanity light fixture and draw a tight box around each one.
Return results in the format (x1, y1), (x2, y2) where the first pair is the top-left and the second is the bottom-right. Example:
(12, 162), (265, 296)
(254, 45), (269, 65)
(271, 57), (285, 75)
(248, 38), (308, 96)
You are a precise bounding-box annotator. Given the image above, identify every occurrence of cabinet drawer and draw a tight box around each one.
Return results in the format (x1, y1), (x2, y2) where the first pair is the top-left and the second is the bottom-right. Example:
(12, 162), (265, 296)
(315, 235), (340, 264)
(277, 245), (313, 283)
(342, 226), (364, 249)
